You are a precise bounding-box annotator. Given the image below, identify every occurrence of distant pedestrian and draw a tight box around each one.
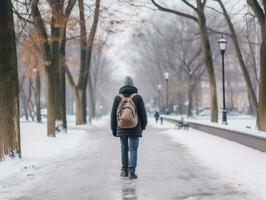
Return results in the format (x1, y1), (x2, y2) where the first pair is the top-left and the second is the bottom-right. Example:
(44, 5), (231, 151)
(154, 111), (160, 124)
(111, 76), (148, 179)
(160, 117), (164, 125)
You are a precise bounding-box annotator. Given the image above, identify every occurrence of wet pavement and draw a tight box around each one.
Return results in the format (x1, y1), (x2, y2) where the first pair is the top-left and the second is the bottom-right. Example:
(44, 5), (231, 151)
(2, 121), (254, 200)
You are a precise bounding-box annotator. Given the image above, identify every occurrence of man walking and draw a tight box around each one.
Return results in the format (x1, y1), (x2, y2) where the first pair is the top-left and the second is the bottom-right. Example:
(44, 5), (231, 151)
(111, 76), (147, 179)
(154, 111), (160, 124)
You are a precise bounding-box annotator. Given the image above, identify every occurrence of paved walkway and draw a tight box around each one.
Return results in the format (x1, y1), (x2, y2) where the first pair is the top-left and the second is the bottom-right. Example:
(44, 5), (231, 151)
(2, 121), (253, 200)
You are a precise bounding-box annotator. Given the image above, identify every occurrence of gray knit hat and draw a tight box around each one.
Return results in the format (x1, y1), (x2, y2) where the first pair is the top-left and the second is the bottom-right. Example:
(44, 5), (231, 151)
(124, 76), (134, 86)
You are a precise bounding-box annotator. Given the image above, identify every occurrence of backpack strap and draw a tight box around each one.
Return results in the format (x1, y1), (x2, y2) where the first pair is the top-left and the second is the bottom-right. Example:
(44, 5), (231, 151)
(129, 93), (138, 99)
(129, 93), (137, 110)
(118, 93), (137, 99)
(118, 94), (125, 99)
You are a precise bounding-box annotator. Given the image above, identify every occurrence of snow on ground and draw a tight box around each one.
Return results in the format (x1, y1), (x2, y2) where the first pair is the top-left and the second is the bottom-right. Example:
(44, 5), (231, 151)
(150, 118), (266, 199)
(0, 116), (102, 187)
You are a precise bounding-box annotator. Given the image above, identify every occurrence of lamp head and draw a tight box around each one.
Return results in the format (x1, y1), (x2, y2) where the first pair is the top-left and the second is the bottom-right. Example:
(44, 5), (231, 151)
(218, 35), (227, 53)
(164, 72), (169, 80)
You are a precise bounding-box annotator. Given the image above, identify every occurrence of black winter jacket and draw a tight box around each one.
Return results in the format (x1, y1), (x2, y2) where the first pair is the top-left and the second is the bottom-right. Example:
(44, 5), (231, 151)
(111, 86), (148, 137)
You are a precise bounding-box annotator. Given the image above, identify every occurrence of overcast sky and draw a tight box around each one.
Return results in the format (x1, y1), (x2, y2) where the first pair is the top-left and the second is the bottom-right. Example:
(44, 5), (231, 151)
(108, 0), (249, 80)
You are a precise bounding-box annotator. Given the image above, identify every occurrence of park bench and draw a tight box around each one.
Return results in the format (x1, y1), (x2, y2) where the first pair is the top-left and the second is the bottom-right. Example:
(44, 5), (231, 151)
(175, 120), (190, 130)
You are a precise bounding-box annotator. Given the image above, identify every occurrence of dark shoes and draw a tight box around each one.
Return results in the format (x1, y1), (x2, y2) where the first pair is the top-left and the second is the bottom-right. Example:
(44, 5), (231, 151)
(120, 168), (138, 179)
(120, 168), (128, 177)
(129, 173), (138, 179)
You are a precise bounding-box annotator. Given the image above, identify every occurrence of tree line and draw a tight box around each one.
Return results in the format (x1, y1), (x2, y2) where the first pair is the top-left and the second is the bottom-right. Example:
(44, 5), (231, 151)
(128, 0), (265, 132)
(149, 0), (266, 131)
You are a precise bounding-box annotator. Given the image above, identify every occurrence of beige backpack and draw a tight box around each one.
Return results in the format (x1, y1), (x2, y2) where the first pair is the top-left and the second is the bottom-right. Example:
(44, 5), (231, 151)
(117, 93), (138, 128)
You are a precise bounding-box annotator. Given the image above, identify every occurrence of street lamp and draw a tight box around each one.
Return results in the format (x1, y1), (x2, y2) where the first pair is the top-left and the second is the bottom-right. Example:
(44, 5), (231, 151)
(158, 84), (162, 112)
(99, 105), (104, 118)
(218, 35), (228, 125)
(164, 72), (170, 114)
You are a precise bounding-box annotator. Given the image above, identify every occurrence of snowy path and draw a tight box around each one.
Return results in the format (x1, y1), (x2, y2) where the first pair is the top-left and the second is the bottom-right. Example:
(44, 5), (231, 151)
(1, 120), (257, 200)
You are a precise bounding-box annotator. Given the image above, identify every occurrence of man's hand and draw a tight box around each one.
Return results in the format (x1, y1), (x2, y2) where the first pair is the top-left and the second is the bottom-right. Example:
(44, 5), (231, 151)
(112, 131), (117, 137)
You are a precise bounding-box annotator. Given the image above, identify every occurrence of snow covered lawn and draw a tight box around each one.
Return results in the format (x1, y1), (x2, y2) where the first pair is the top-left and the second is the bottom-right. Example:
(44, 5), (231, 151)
(151, 119), (266, 199)
(0, 120), (98, 187)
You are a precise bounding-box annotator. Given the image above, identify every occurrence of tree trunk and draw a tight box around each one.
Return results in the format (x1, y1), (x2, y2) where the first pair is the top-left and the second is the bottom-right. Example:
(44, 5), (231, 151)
(65, 66), (87, 125)
(85, 0), (101, 123)
(195, 83), (201, 115)
(51, 6), (63, 127)
(31, 0), (56, 136)
(0, 0), (21, 159)
(41, 42), (56, 136)
(257, 25), (266, 131)
(35, 73), (41, 122)
(187, 77), (193, 117)
(27, 79), (35, 121)
(45, 65), (56, 136)
(74, 88), (86, 125)
(87, 72), (96, 122)
(60, 28), (67, 130)
(247, 0), (266, 132)
(21, 88), (29, 121)
(54, 0), (77, 130)
(75, 99), (83, 125)
(81, 89), (87, 123)
(248, 94), (256, 116)
(197, 7), (218, 122)
(77, 0), (88, 124)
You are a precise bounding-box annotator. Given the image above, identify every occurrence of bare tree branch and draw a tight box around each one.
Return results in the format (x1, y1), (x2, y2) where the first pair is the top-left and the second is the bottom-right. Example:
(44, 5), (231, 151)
(65, 0), (77, 18)
(182, 0), (198, 13)
(12, 4), (33, 24)
(247, 0), (265, 27)
(151, 0), (198, 23)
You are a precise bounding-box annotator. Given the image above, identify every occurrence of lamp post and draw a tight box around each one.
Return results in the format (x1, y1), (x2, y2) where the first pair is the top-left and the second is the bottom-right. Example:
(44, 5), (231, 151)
(164, 72), (169, 114)
(158, 84), (162, 111)
(150, 99), (154, 111)
(218, 36), (228, 125)
(99, 105), (103, 118)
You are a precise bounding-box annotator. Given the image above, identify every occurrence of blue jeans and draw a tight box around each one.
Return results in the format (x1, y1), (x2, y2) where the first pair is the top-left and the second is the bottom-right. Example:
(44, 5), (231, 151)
(120, 136), (139, 173)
